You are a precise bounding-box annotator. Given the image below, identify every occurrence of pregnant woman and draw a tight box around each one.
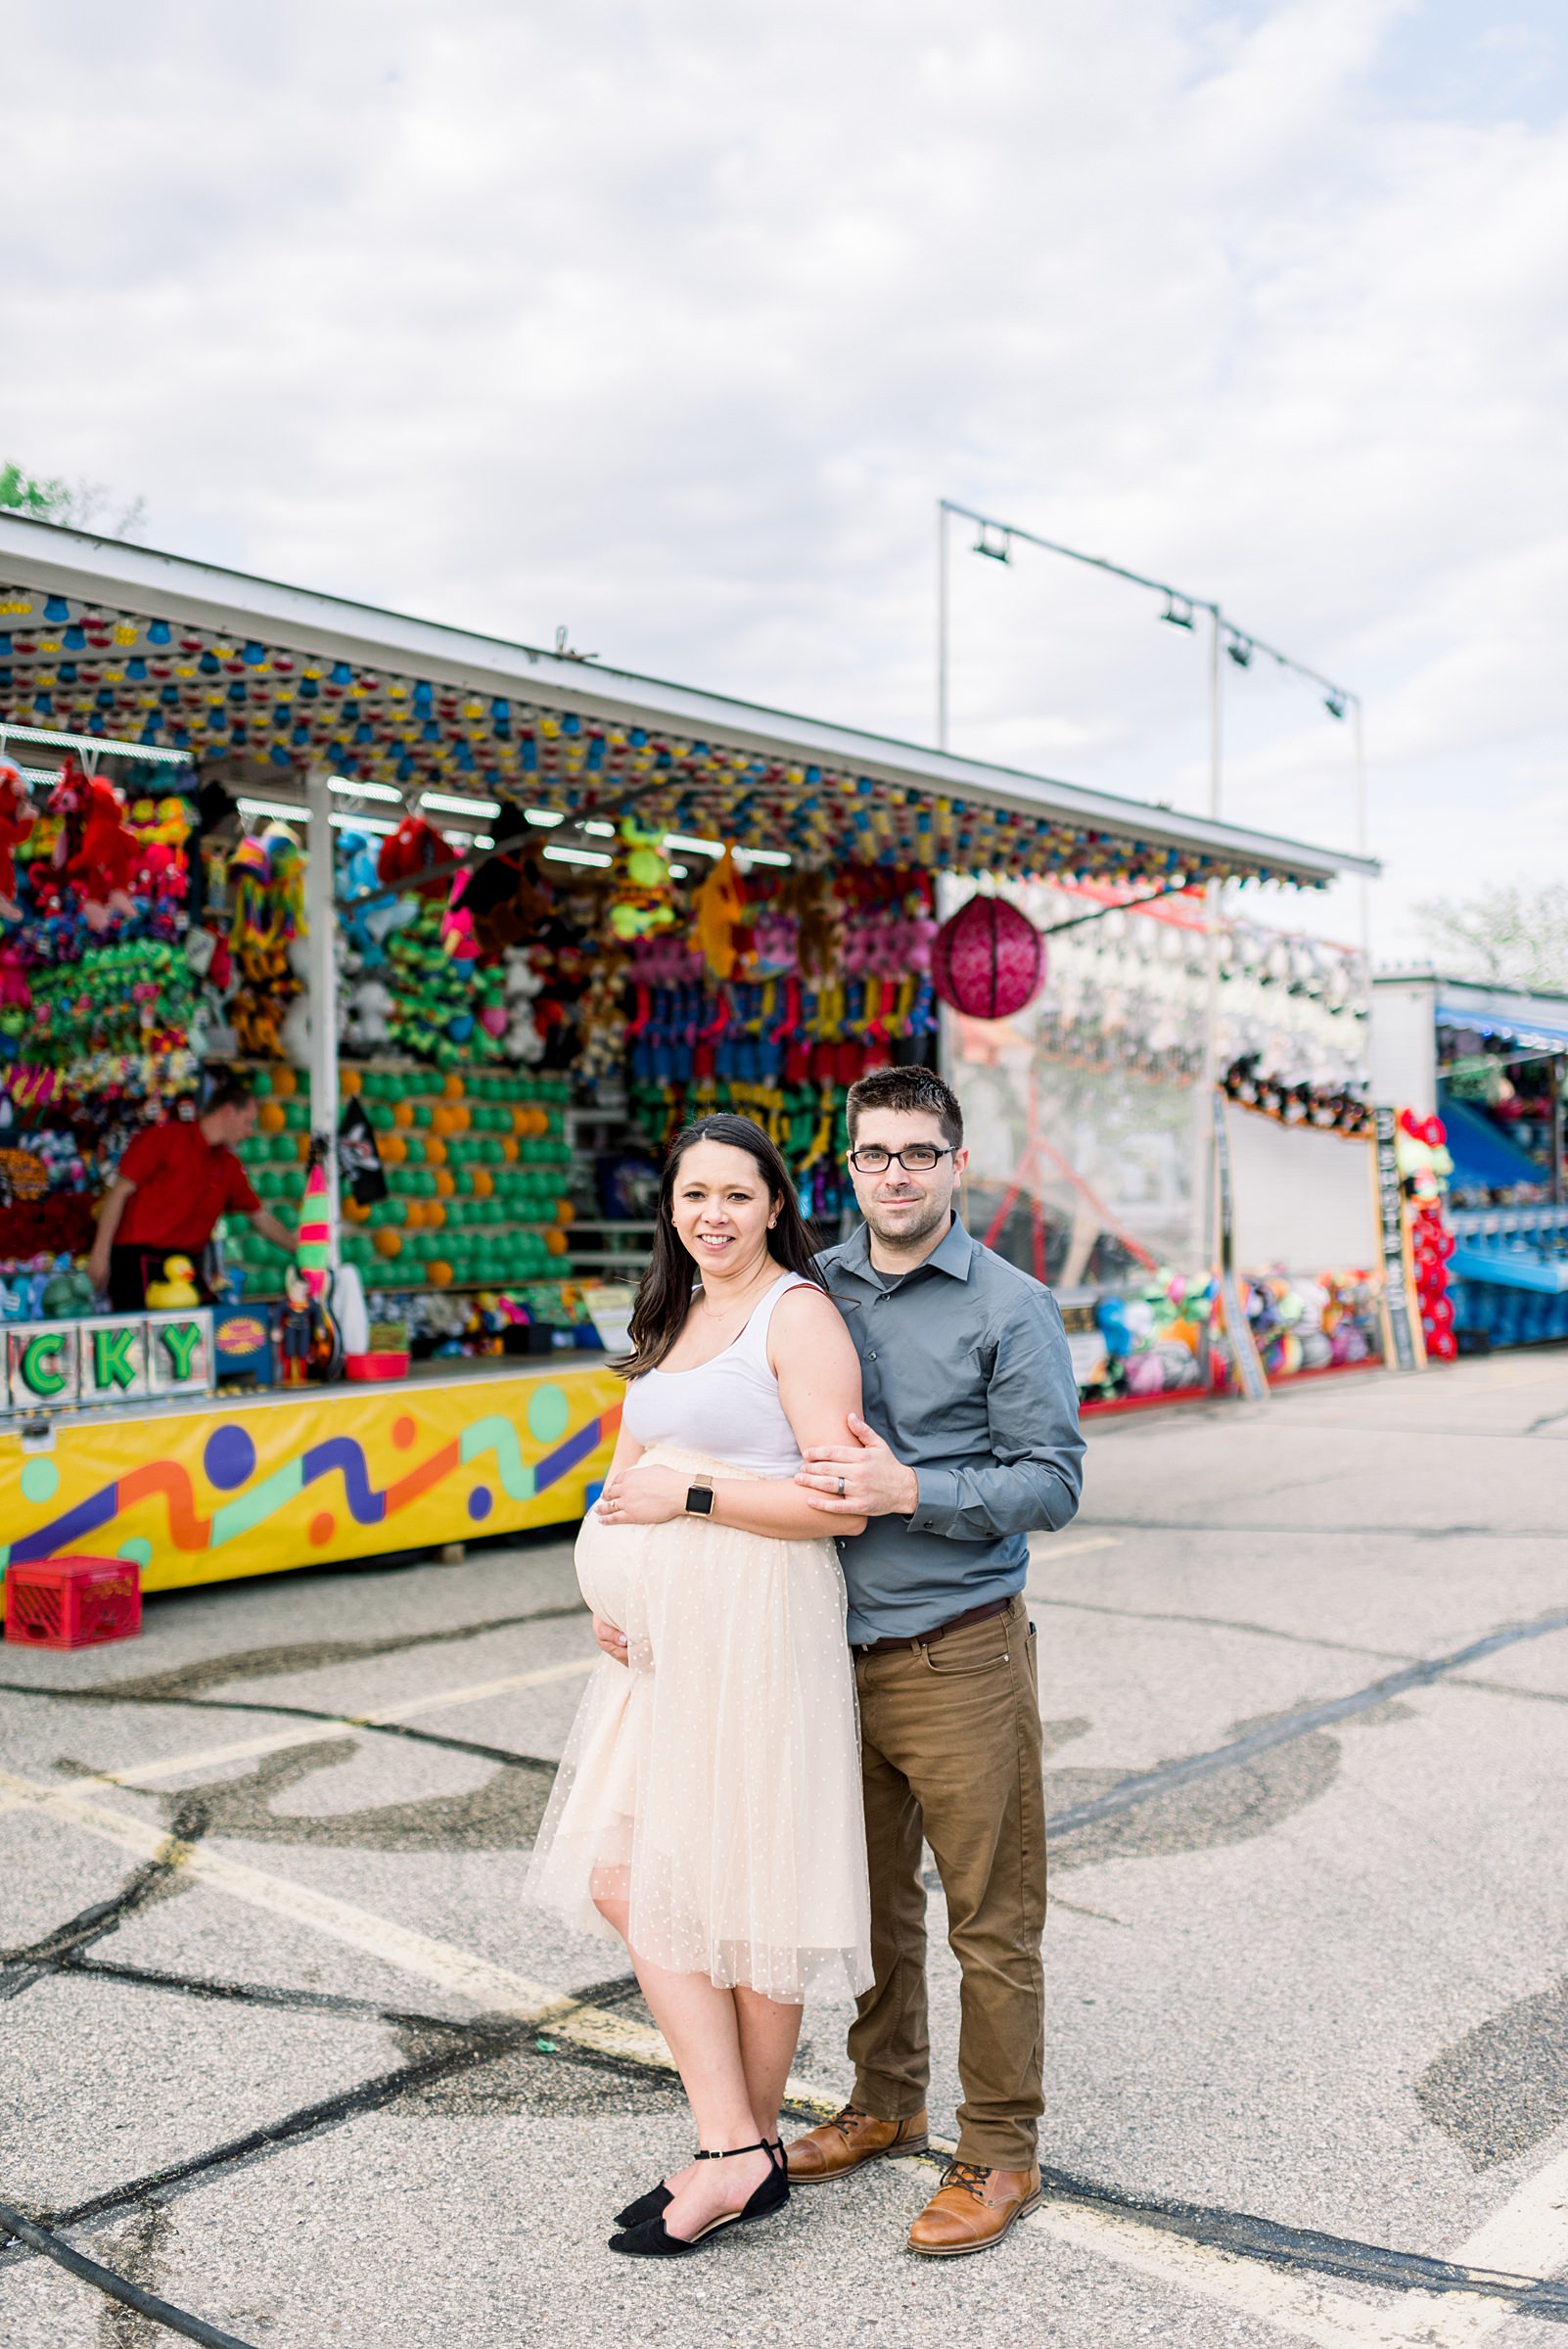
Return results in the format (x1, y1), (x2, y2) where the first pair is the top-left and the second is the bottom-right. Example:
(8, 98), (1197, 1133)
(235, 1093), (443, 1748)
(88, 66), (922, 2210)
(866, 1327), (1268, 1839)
(527, 1113), (871, 2258)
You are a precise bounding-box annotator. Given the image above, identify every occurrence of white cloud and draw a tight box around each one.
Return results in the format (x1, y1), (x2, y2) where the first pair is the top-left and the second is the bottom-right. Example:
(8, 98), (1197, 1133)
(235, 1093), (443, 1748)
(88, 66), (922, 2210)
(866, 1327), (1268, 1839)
(3, 0), (1564, 960)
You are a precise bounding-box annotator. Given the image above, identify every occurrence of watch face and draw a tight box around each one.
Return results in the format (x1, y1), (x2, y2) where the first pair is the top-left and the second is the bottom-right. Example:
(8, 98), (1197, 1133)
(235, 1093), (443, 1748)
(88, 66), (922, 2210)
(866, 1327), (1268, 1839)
(687, 1485), (715, 1515)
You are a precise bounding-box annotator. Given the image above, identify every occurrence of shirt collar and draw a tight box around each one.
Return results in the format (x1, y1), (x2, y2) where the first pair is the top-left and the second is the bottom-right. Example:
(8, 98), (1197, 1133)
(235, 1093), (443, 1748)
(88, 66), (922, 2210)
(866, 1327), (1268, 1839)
(840, 1216), (976, 1285)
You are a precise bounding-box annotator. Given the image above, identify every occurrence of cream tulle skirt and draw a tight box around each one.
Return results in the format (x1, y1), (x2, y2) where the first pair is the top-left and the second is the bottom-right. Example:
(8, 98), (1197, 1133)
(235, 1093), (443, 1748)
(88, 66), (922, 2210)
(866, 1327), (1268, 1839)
(526, 1444), (873, 2004)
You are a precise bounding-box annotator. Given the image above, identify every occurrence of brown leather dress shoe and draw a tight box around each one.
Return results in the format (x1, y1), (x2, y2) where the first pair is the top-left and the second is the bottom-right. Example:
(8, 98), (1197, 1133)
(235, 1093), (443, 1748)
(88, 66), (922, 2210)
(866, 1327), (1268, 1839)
(785, 2103), (930, 2182)
(906, 2160), (1041, 2255)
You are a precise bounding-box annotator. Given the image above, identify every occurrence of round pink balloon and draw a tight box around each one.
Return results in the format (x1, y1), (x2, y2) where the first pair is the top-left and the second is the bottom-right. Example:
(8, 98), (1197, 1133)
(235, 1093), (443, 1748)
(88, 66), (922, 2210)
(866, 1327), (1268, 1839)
(931, 897), (1045, 1021)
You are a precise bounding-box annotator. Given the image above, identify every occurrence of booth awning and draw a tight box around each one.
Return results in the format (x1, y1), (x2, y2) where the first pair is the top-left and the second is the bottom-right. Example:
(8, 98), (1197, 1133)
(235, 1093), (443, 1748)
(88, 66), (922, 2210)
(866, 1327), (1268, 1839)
(0, 514), (1377, 894)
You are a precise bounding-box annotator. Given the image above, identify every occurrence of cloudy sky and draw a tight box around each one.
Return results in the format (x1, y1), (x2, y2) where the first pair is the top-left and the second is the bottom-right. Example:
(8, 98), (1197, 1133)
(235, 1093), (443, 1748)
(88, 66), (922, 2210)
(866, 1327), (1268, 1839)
(6, 0), (1565, 957)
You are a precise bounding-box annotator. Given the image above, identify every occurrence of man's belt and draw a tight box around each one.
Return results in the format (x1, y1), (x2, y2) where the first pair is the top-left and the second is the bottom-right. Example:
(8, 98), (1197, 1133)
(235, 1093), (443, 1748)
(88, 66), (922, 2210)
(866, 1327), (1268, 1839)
(853, 1594), (1014, 1658)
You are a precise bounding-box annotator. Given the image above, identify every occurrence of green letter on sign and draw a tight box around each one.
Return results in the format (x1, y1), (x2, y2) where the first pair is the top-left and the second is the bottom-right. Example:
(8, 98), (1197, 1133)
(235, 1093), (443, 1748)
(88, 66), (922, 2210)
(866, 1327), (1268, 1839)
(21, 1335), (68, 1398)
(93, 1327), (138, 1391)
(159, 1322), (202, 1382)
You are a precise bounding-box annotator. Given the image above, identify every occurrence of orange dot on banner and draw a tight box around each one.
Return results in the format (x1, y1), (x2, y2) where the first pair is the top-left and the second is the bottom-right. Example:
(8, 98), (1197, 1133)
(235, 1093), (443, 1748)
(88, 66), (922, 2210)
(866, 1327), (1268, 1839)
(442, 1073), (465, 1100)
(555, 1199), (574, 1225)
(545, 1228), (568, 1257)
(449, 1104), (471, 1133)
(500, 1137), (518, 1163)
(381, 1133), (407, 1166)
(309, 1511), (335, 1545)
(258, 1101), (286, 1135)
(435, 1168), (455, 1197)
(526, 1107), (549, 1137)
(374, 1228), (402, 1258)
(427, 1201), (445, 1230)
(297, 1132), (312, 1163)
(392, 1100), (414, 1128)
(404, 1200), (424, 1229)
(425, 1135), (446, 1166)
(271, 1066), (298, 1099)
(509, 1106), (530, 1135)
(429, 1259), (453, 1286)
(470, 1167), (493, 1199)
(340, 1068), (362, 1096)
(392, 1414), (417, 1449)
(344, 1196), (369, 1223)
(431, 1105), (454, 1136)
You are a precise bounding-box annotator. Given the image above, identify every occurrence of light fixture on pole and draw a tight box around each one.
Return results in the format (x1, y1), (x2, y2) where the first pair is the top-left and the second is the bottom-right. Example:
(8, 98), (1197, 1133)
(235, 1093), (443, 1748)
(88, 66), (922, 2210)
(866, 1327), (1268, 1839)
(932, 494), (1369, 1321)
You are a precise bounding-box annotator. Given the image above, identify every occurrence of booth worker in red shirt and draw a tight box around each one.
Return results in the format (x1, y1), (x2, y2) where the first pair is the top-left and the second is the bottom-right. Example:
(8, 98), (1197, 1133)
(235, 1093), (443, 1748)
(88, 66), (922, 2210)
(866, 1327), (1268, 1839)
(88, 1078), (297, 1313)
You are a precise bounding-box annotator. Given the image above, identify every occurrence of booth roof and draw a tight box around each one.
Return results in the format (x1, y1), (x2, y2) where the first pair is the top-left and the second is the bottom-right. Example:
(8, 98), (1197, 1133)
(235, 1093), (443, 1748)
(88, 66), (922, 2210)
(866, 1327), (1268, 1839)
(0, 514), (1375, 895)
(1378, 971), (1568, 1055)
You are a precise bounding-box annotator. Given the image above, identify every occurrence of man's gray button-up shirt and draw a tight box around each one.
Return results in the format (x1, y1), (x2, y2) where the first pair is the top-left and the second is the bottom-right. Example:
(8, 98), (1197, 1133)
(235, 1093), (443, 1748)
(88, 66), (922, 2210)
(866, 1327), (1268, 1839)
(816, 1219), (1085, 1646)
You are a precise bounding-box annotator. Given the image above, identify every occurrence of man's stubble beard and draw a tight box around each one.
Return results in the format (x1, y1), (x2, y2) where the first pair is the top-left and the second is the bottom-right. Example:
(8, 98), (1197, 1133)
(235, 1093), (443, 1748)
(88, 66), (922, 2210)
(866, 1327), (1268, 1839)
(863, 1189), (952, 1255)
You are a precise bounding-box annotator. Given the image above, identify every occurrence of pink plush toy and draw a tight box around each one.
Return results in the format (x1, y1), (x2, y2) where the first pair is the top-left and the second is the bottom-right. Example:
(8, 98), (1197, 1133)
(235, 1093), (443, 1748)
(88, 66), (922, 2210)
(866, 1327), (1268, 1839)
(0, 944), (31, 1009)
(0, 762), (35, 920)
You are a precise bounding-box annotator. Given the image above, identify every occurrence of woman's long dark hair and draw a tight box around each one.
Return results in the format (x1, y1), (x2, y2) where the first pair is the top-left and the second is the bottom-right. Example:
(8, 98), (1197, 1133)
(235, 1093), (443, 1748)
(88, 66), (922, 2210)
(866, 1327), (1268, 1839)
(615, 1114), (825, 1379)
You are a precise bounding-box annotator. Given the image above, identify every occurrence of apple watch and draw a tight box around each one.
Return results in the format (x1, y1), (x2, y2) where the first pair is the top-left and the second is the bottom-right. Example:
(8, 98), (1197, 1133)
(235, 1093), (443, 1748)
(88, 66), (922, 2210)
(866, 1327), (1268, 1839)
(684, 1474), (715, 1517)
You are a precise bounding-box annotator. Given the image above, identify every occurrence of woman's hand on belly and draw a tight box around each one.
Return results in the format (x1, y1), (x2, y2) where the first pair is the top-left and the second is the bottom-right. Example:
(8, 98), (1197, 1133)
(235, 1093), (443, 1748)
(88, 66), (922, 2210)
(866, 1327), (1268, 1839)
(598, 1463), (685, 1526)
(592, 1611), (630, 1666)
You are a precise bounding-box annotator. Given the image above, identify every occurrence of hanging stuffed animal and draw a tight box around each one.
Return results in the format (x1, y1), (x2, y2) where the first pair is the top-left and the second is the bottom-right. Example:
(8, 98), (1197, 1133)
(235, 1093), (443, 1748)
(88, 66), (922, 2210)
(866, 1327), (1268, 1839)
(0, 762), (36, 921)
(695, 847), (745, 981)
(608, 820), (678, 942)
(455, 823), (556, 961)
(69, 776), (140, 931)
(377, 814), (450, 899)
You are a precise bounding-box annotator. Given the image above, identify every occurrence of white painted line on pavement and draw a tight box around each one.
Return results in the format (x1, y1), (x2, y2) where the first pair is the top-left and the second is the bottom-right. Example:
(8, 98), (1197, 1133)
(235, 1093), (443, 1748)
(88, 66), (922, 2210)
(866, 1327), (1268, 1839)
(74, 1656), (599, 1792)
(1375, 2142), (1568, 2347)
(1032, 1534), (1122, 1559)
(1021, 2197), (1413, 2349)
(5, 1755), (1526, 2349)
(0, 1764), (651, 2065)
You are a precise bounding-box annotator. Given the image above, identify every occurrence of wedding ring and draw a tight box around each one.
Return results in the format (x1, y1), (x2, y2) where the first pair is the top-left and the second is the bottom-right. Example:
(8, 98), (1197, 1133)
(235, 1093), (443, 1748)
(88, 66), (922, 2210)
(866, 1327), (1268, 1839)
(837, 1477), (846, 1497)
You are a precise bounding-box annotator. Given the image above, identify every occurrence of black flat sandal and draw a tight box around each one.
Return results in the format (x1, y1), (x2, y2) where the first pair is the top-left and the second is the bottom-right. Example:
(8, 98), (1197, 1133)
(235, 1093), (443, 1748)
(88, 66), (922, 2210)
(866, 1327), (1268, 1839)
(608, 2140), (787, 2257)
(615, 2137), (784, 2232)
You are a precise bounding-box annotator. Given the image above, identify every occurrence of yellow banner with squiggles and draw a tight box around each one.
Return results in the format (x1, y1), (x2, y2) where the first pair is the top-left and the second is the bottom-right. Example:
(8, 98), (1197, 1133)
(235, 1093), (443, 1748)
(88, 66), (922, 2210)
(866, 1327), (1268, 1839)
(0, 1364), (622, 1591)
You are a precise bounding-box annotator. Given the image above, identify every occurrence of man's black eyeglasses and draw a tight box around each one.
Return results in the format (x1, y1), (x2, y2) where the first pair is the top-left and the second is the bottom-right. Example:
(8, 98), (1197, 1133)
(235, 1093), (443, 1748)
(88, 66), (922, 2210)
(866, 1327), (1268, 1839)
(847, 1144), (957, 1174)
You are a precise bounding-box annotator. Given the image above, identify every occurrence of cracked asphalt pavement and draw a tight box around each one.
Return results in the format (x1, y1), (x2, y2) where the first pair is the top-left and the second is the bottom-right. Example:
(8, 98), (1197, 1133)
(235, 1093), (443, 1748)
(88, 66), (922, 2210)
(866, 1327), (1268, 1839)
(4, 1346), (1568, 2348)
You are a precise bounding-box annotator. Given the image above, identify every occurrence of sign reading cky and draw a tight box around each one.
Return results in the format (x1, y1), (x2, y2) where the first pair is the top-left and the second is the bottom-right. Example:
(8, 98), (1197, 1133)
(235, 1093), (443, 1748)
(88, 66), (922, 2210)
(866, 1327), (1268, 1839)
(2, 1313), (214, 1412)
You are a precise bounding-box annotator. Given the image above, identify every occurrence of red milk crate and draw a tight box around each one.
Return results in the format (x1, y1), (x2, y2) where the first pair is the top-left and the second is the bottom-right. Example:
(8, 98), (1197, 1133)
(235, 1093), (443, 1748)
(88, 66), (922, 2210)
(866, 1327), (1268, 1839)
(4, 1555), (142, 1649)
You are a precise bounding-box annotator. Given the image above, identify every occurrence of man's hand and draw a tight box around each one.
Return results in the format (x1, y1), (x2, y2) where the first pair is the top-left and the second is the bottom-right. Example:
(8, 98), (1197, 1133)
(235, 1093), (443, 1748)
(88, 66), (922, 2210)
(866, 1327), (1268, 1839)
(796, 1412), (919, 1519)
(86, 1247), (111, 1296)
(592, 1612), (629, 1666)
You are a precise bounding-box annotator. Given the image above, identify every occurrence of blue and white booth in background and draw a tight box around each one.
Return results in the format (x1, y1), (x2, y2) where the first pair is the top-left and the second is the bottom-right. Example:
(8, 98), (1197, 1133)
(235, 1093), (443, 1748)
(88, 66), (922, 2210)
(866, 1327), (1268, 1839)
(1372, 970), (1568, 1350)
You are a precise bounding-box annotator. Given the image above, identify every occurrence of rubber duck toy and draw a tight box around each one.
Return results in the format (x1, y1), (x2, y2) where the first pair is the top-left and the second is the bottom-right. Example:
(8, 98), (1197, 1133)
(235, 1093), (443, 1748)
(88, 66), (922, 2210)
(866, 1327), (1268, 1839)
(146, 1254), (202, 1310)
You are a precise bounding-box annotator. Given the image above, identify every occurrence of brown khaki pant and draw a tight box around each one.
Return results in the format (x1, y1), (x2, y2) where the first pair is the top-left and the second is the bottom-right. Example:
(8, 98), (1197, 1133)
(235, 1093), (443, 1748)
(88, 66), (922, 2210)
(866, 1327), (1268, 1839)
(849, 1592), (1045, 2169)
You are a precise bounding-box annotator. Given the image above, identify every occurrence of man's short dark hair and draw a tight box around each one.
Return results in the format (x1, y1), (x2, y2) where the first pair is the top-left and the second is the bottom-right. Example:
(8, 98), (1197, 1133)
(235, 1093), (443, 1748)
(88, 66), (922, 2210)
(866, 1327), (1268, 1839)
(204, 1076), (256, 1117)
(845, 1067), (963, 1149)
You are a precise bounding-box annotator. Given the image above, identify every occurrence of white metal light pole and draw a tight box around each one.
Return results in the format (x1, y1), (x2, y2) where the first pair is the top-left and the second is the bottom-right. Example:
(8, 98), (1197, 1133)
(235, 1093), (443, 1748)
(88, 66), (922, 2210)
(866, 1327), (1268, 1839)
(932, 497), (1360, 840)
(937, 500), (951, 752)
(934, 496), (1367, 1284)
(304, 762), (341, 1262)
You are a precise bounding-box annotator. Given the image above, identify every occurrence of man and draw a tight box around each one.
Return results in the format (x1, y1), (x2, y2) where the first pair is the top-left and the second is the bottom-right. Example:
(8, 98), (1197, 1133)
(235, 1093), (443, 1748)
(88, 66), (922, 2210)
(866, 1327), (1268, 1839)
(88, 1078), (296, 1312)
(786, 1066), (1084, 2256)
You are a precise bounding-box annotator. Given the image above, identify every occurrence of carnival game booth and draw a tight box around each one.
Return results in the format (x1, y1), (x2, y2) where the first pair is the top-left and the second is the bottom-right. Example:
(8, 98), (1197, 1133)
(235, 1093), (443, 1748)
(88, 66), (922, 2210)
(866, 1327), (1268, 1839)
(1372, 971), (1568, 1350)
(0, 514), (1373, 1595)
(946, 875), (1391, 1404)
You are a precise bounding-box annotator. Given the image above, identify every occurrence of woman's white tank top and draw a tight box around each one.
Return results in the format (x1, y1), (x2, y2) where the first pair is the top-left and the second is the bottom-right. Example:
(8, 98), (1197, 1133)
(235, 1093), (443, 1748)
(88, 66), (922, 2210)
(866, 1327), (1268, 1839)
(622, 1270), (809, 1476)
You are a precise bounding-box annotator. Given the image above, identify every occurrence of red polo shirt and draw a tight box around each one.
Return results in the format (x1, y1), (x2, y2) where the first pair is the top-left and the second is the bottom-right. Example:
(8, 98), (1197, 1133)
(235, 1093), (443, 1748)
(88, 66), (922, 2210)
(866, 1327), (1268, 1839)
(116, 1121), (260, 1252)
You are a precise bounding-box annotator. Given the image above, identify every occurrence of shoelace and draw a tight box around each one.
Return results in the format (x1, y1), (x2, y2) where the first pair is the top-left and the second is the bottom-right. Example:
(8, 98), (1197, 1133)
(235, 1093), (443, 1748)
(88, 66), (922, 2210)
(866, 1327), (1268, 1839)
(828, 2102), (869, 2141)
(942, 2159), (992, 2202)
